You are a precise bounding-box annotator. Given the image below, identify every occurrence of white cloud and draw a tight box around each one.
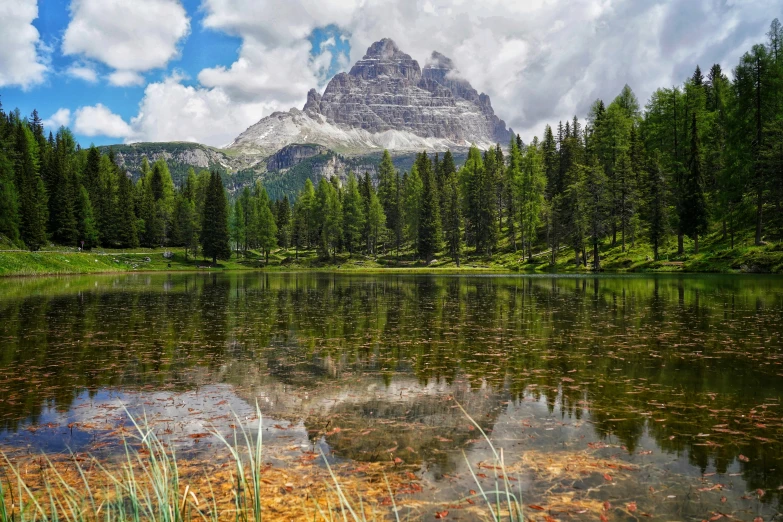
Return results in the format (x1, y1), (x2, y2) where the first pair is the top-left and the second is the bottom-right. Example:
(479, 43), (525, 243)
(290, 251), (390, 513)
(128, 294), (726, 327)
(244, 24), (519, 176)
(74, 104), (134, 138)
(63, 0), (189, 80)
(0, 0), (48, 89)
(66, 63), (98, 83)
(128, 76), (271, 146)
(43, 108), (72, 130)
(121, 0), (778, 146)
(108, 70), (145, 87)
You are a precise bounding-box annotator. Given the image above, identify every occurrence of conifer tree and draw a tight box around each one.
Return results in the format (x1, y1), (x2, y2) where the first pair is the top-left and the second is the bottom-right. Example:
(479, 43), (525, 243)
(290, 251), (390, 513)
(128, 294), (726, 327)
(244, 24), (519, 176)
(76, 186), (99, 248)
(681, 113), (709, 253)
(416, 152), (441, 263)
(366, 180), (385, 256)
(442, 170), (462, 266)
(403, 164), (422, 247)
(254, 183), (277, 262)
(230, 199), (245, 256)
(275, 195), (292, 249)
(200, 171), (231, 264)
(644, 152), (669, 260)
(14, 123), (47, 250)
(0, 146), (20, 243)
(342, 172), (365, 256)
(115, 168), (139, 249)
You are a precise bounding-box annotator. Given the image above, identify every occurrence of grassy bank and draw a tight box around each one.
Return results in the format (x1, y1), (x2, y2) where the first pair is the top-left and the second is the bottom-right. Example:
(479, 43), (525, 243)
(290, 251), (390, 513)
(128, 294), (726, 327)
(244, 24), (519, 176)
(2, 230), (782, 277)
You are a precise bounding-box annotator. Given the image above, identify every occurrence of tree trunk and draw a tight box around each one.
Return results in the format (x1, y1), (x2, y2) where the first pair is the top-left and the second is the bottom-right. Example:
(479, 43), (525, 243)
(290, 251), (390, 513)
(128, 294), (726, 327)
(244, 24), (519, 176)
(694, 234), (699, 254)
(593, 239), (600, 271)
(678, 233), (684, 255)
(722, 219), (727, 241)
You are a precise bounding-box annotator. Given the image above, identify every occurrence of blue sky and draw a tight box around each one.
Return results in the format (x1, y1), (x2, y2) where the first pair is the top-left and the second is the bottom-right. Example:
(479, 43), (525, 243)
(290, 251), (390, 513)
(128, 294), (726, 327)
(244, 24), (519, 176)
(1, 0), (777, 148)
(1, 0), (350, 147)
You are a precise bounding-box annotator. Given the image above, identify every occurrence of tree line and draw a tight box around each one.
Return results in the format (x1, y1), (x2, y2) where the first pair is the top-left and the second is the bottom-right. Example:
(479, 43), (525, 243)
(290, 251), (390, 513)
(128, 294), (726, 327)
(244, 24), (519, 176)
(1, 19), (781, 267)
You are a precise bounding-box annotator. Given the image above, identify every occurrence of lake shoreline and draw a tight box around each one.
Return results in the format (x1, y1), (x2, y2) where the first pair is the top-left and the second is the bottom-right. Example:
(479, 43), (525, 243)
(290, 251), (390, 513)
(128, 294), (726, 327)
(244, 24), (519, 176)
(1, 242), (782, 277)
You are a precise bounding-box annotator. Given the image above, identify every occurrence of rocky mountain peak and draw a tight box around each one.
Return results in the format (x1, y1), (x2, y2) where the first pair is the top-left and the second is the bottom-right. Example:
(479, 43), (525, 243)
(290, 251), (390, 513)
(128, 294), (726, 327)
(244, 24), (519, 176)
(349, 38), (421, 81)
(231, 38), (514, 155)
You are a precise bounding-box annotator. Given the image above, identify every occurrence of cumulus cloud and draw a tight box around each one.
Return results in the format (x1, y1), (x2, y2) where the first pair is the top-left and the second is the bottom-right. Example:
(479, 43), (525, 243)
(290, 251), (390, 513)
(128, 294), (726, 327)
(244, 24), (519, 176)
(63, 0), (190, 82)
(128, 76), (272, 146)
(123, 0), (778, 145)
(74, 104), (134, 138)
(0, 0), (48, 89)
(43, 108), (72, 130)
(66, 63), (98, 83)
(108, 70), (145, 87)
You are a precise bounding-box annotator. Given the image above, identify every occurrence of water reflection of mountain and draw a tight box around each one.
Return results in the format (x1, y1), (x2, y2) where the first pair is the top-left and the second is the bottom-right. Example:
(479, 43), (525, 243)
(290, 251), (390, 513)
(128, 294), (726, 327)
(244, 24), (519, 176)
(1, 272), (782, 504)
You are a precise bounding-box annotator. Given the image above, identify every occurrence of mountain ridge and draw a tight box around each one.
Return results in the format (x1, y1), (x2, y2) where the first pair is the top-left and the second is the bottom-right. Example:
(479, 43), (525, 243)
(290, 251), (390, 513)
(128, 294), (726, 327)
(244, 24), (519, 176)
(230, 38), (513, 155)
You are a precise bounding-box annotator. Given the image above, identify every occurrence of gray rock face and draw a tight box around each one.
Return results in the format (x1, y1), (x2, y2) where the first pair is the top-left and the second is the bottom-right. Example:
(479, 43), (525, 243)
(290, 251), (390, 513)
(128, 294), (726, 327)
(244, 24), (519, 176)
(234, 39), (513, 154)
(266, 144), (329, 171)
(305, 39), (512, 144)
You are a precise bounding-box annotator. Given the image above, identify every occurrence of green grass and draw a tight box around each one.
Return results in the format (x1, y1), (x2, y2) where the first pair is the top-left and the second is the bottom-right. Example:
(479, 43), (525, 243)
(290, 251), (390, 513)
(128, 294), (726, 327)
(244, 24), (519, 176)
(2, 226), (782, 277)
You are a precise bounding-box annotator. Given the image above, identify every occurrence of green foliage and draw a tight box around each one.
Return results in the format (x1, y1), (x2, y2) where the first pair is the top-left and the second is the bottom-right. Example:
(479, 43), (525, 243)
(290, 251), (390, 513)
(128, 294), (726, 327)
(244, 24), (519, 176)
(200, 171), (231, 263)
(342, 172), (365, 255)
(416, 152), (442, 263)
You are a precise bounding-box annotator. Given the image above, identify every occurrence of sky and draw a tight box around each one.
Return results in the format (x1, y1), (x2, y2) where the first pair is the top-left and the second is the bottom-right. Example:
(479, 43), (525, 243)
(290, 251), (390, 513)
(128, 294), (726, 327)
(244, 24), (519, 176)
(0, 0), (779, 149)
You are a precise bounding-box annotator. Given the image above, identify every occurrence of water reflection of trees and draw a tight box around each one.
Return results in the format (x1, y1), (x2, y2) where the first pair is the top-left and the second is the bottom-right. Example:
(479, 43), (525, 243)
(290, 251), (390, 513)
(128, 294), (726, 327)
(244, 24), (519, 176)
(1, 273), (782, 499)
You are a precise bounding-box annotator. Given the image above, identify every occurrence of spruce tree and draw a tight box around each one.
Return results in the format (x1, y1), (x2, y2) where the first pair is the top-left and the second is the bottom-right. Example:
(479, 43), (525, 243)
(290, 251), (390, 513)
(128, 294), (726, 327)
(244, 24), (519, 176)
(342, 172), (365, 256)
(200, 171), (231, 264)
(416, 152), (441, 264)
(254, 183), (277, 262)
(681, 113), (709, 253)
(0, 146), (20, 243)
(14, 123), (47, 250)
(442, 171), (462, 266)
(275, 195), (292, 249)
(645, 152), (668, 260)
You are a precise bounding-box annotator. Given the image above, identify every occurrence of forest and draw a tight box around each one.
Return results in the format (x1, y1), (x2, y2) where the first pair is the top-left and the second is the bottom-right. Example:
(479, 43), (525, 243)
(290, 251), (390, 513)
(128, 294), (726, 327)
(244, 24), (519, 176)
(0, 19), (782, 271)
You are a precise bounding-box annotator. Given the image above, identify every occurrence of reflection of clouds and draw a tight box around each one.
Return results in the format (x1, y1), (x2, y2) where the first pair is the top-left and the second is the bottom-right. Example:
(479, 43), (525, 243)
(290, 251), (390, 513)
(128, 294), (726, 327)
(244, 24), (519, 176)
(1, 385), (312, 454)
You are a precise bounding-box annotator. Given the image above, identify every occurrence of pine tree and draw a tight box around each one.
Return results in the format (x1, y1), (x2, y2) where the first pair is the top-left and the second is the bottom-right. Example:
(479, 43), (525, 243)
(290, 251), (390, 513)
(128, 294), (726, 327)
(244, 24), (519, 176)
(315, 177), (341, 258)
(48, 129), (78, 245)
(115, 169), (139, 249)
(0, 146), (20, 243)
(14, 123), (47, 250)
(275, 195), (292, 249)
(366, 181), (385, 256)
(76, 186), (99, 248)
(403, 165), (422, 247)
(342, 172), (365, 256)
(293, 179), (315, 255)
(254, 183), (277, 262)
(680, 113), (709, 253)
(583, 156), (609, 269)
(416, 152), (441, 263)
(520, 138), (545, 260)
(442, 170), (462, 266)
(200, 171), (231, 264)
(645, 152), (669, 260)
(230, 199), (245, 256)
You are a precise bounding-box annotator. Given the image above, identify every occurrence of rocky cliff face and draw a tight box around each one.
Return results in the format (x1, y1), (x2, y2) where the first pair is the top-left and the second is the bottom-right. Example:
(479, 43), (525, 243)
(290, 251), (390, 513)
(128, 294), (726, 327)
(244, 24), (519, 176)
(265, 144), (329, 171)
(231, 39), (513, 155)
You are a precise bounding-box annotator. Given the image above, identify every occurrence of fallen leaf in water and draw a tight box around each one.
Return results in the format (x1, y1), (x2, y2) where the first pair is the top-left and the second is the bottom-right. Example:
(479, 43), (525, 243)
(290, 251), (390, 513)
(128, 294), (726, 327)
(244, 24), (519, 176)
(434, 510), (448, 519)
(603, 473), (613, 481)
(739, 455), (750, 462)
(528, 505), (545, 511)
(627, 502), (637, 512)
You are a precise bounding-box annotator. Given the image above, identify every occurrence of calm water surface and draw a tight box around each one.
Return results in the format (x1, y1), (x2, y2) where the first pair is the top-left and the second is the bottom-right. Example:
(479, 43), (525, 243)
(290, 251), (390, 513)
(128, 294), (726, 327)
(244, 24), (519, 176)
(1, 272), (782, 520)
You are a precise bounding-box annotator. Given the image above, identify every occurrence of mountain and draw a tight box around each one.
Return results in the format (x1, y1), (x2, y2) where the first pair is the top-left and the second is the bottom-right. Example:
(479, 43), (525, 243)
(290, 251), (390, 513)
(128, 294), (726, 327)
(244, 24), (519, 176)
(229, 38), (513, 155)
(106, 39), (510, 199)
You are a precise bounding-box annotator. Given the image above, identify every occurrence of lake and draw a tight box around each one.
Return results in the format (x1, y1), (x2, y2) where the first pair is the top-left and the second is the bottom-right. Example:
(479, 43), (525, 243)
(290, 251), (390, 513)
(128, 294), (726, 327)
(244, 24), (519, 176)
(1, 272), (782, 520)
